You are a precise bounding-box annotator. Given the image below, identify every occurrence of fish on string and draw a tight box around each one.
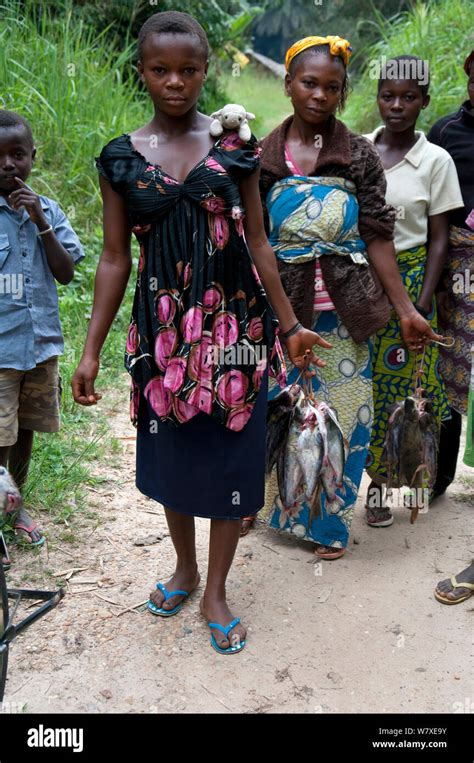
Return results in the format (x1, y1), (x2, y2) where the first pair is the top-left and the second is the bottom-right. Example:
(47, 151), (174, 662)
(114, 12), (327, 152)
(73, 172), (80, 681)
(265, 383), (302, 476)
(265, 354), (349, 530)
(381, 336), (453, 524)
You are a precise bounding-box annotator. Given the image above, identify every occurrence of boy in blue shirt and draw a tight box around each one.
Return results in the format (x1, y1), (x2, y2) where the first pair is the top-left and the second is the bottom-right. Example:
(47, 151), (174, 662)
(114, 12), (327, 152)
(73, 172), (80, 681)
(0, 110), (84, 562)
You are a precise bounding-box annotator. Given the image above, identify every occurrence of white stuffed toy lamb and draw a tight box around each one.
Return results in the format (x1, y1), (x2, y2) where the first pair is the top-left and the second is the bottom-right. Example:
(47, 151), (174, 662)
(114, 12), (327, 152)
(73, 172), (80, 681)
(209, 103), (255, 142)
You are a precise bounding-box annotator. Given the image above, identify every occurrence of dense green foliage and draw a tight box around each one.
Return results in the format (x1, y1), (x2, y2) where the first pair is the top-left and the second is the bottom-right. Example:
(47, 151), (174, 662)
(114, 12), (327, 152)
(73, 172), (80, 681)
(344, 0), (472, 132)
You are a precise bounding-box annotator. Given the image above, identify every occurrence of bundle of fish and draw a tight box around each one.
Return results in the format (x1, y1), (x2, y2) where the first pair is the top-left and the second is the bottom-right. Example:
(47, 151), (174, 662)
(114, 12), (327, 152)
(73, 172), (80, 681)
(266, 385), (349, 529)
(381, 395), (439, 523)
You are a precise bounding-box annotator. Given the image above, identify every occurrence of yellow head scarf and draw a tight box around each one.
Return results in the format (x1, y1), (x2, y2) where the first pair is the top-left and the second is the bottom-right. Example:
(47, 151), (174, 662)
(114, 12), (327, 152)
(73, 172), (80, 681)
(285, 35), (352, 72)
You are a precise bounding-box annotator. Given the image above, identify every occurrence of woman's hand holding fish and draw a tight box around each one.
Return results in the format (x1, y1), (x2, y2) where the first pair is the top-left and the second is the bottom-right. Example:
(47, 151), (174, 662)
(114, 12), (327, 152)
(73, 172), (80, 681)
(283, 328), (332, 378)
(399, 311), (443, 352)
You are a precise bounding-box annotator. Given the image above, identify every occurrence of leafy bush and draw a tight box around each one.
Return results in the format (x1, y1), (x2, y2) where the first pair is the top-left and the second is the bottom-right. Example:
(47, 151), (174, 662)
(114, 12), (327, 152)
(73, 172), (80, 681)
(344, 0), (472, 133)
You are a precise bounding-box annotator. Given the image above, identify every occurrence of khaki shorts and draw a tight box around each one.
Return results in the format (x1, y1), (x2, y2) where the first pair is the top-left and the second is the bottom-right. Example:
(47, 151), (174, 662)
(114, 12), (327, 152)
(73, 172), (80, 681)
(0, 356), (62, 447)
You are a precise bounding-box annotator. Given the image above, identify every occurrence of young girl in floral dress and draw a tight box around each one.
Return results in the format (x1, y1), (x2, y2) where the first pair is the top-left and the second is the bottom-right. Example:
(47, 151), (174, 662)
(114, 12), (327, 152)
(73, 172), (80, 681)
(71, 12), (329, 654)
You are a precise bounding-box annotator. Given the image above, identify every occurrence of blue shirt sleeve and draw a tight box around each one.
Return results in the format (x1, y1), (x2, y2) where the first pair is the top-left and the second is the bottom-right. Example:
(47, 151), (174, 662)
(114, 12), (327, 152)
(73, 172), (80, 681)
(48, 199), (85, 264)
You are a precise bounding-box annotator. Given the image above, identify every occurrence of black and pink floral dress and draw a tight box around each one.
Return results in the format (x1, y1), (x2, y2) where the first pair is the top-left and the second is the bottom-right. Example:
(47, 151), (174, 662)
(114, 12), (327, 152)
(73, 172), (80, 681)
(95, 129), (286, 518)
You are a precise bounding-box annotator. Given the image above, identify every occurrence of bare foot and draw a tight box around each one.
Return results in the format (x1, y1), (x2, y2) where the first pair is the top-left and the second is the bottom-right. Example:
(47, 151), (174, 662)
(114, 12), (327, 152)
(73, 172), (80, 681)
(149, 567), (200, 611)
(200, 593), (246, 650)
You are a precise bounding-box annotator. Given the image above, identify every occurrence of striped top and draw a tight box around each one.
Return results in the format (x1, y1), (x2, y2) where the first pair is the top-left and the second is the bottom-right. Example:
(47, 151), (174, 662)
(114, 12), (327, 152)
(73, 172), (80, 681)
(284, 142), (335, 311)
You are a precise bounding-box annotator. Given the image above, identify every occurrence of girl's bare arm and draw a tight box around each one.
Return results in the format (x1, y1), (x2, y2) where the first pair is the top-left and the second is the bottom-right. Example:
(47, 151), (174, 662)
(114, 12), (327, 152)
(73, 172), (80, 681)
(72, 176), (133, 405)
(367, 237), (442, 350)
(416, 212), (449, 313)
(239, 167), (301, 334)
(239, 168), (331, 372)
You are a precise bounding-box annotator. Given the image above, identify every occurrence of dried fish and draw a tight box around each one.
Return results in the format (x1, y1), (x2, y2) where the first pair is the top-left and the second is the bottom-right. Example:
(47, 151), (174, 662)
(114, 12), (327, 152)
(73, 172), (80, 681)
(399, 397), (425, 487)
(265, 384), (301, 475)
(297, 414), (324, 498)
(268, 388), (348, 528)
(381, 402), (404, 485)
(381, 393), (440, 523)
(418, 400), (439, 490)
(279, 397), (306, 509)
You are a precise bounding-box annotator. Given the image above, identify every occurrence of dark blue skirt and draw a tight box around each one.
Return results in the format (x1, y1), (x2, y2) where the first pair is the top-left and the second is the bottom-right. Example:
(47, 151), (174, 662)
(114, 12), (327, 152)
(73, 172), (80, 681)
(135, 368), (269, 519)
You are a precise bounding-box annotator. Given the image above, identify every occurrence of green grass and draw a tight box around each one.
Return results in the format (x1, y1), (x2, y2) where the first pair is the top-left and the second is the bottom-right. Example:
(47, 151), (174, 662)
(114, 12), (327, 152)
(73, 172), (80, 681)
(220, 61), (290, 137)
(0, 0), (149, 538)
(344, 0), (472, 133)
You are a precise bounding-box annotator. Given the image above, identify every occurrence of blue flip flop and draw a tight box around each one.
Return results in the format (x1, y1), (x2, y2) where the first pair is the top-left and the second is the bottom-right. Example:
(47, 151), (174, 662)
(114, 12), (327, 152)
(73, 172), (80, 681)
(147, 582), (190, 617)
(208, 617), (246, 654)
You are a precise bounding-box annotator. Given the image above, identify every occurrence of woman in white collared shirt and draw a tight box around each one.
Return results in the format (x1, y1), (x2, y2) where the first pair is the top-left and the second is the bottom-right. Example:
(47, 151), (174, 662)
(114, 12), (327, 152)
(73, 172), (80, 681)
(363, 55), (464, 527)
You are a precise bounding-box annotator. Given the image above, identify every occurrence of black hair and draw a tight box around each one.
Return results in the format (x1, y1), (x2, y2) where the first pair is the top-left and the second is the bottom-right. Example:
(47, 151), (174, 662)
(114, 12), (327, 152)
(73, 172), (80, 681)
(377, 55), (430, 98)
(137, 11), (209, 63)
(0, 109), (34, 147)
(463, 49), (474, 76)
(287, 44), (349, 110)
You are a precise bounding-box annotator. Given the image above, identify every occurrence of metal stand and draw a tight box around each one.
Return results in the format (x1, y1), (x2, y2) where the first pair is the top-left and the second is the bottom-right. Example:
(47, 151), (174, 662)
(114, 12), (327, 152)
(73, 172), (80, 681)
(0, 539), (64, 703)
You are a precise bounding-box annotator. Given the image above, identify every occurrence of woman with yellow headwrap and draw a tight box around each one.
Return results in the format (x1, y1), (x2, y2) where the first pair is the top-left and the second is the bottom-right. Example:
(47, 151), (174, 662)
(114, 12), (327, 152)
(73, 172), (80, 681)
(251, 36), (439, 558)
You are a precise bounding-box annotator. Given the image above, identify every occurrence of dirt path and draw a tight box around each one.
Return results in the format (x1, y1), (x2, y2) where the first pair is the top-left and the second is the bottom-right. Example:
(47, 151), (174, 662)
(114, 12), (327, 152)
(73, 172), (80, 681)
(3, 372), (473, 714)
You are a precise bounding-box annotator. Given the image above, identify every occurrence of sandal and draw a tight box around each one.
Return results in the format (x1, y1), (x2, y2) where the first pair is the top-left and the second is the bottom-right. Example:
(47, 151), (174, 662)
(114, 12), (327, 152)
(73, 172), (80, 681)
(147, 582), (191, 617)
(4, 498), (46, 546)
(207, 617), (246, 654)
(434, 576), (474, 605)
(365, 505), (394, 528)
(13, 518), (46, 547)
(314, 545), (346, 560)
